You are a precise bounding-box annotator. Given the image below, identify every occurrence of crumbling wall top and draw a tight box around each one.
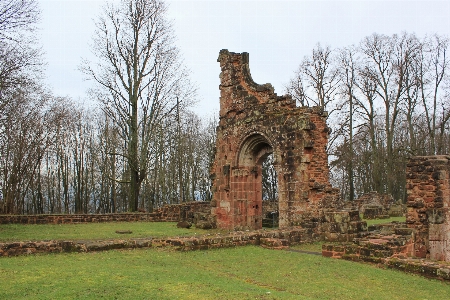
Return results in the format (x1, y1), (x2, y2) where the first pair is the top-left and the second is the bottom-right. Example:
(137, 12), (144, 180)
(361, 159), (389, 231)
(217, 49), (296, 117)
(218, 49), (274, 92)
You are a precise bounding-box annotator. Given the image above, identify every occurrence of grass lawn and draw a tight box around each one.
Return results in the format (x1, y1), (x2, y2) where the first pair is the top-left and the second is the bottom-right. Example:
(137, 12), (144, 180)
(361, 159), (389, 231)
(0, 222), (223, 242)
(1, 246), (449, 299)
(364, 216), (406, 226)
(0, 216), (407, 243)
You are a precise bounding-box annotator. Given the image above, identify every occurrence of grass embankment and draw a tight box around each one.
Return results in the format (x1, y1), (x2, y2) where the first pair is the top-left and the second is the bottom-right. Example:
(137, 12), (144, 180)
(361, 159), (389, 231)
(1, 246), (449, 299)
(0, 222), (221, 242)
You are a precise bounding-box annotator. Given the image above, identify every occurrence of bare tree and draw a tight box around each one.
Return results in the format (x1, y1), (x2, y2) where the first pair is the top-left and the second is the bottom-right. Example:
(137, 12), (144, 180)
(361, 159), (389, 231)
(0, 0), (39, 40)
(286, 44), (340, 112)
(360, 33), (420, 197)
(81, 0), (195, 211)
(336, 47), (358, 201)
(0, 87), (67, 214)
(0, 0), (42, 121)
(262, 154), (278, 202)
(417, 35), (450, 154)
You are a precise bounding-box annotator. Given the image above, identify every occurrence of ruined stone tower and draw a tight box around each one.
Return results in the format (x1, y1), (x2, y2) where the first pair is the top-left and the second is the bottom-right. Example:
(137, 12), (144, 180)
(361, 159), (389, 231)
(210, 50), (338, 230)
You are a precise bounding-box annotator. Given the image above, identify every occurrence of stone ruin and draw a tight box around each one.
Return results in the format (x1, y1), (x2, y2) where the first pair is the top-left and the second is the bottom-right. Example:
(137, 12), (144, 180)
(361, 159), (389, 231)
(210, 50), (344, 231)
(406, 156), (450, 261)
(6, 50), (449, 278)
(357, 192), (391, 219)
(322, 155), (450, 280)
(207, 50), (450, 267)
(349, 191), (404, 219)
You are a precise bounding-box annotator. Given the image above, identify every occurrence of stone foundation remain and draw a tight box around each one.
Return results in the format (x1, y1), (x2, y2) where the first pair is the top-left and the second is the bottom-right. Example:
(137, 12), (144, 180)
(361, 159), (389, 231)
(0, 224), (367, 257)
(322, 222), (415, 261)
(0, 201), (212, 225)
(0, 213), (163, 225)
(322, 243), (450, 281)
(347, 191), (403, 219)
(0, 223), (372, 256)
(322, 221), (450, 281)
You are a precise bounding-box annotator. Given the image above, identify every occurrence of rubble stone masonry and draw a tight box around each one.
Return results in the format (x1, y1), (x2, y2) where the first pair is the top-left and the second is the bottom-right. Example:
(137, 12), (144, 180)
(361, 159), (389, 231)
(0, 202), (211, 225)
(210, 50), (338, 230)
(406, 155), (450, 261)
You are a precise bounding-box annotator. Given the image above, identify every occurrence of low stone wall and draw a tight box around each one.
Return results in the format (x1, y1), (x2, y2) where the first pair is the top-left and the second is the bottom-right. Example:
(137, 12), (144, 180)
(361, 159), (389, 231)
(322, 243), (450, 281)
(388, 204), (406, 217)
(0, 213), (164, 224)
(0, 222), (372, 257)
(0, 239), (154, 256)
(0, 201), (212, 225)
(0, 227), (311, 257)
(363, 206), (389, 219)
(0, 205), (366, 241)
(322, 222), (415, 259)
(314, 210), (367, 242)
(321, 220), (450, 281)
(159, 201), (211, 222)
(347, 191), (402, 219)
(322, 235), (414, 262)
(383, 257), (450, 281)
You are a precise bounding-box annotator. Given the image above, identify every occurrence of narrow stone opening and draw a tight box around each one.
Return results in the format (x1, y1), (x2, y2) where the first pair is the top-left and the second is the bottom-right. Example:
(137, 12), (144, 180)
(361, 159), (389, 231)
(262, 153), (279, 228)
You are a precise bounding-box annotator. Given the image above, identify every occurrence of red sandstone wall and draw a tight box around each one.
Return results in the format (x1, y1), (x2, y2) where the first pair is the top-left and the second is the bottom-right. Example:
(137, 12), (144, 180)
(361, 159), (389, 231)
(211, 50), (337, 230)
(406, 156), (450, 261)
(0, 202), (211, 225)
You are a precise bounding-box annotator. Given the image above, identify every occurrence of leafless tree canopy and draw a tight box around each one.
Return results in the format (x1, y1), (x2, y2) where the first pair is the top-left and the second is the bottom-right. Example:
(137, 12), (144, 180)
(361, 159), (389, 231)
(0, 0), (39, 41)
(0, 0), (42, 109)
(287, 33), (450, 202)
(81, 0), (196, 211)
(1, 0), (448, 214)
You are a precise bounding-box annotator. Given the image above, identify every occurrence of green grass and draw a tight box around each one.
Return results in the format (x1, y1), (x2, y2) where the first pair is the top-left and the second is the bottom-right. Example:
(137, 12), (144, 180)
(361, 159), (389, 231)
(0, 222), (222, 242)
(290, 242), (323, 252)
(1, 246), (448, 299)
(364, 216), (406, 226)
(0, 216), (408, 243)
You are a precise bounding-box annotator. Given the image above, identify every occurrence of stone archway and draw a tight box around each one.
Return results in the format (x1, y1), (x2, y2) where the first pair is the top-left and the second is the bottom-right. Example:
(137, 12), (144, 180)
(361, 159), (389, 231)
(211, 50), (337, 230)
(231, 133), (276, 230)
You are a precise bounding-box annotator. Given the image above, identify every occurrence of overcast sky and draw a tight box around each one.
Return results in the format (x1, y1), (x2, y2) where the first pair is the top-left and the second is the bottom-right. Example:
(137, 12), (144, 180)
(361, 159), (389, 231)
(39, 0), (450, 118)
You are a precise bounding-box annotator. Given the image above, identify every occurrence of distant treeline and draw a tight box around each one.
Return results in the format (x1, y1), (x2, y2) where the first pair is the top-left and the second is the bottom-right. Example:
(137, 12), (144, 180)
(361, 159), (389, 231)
(1, 0), (449, 214)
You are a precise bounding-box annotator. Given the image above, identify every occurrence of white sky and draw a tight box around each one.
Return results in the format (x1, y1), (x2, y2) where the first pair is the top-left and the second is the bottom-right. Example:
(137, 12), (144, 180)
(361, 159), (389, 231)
(39, 0), (450, 117)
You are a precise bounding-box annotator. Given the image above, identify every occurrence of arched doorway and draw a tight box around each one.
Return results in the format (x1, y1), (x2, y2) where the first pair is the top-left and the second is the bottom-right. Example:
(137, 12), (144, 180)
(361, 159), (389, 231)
(234, 133), (278, 230)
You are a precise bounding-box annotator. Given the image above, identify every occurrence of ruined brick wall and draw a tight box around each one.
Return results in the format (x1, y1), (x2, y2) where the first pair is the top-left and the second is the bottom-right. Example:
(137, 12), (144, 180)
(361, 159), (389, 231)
(406, 156), (450, 261)
(351, 191), (396, 219)
(211, 50), (337, 230)
(354, 192), (394, 212)
(158, 201), (212, 223)
(1, 224), (366, 257)
(0, 202), (211, 225)
(0, 213), (162, 224)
